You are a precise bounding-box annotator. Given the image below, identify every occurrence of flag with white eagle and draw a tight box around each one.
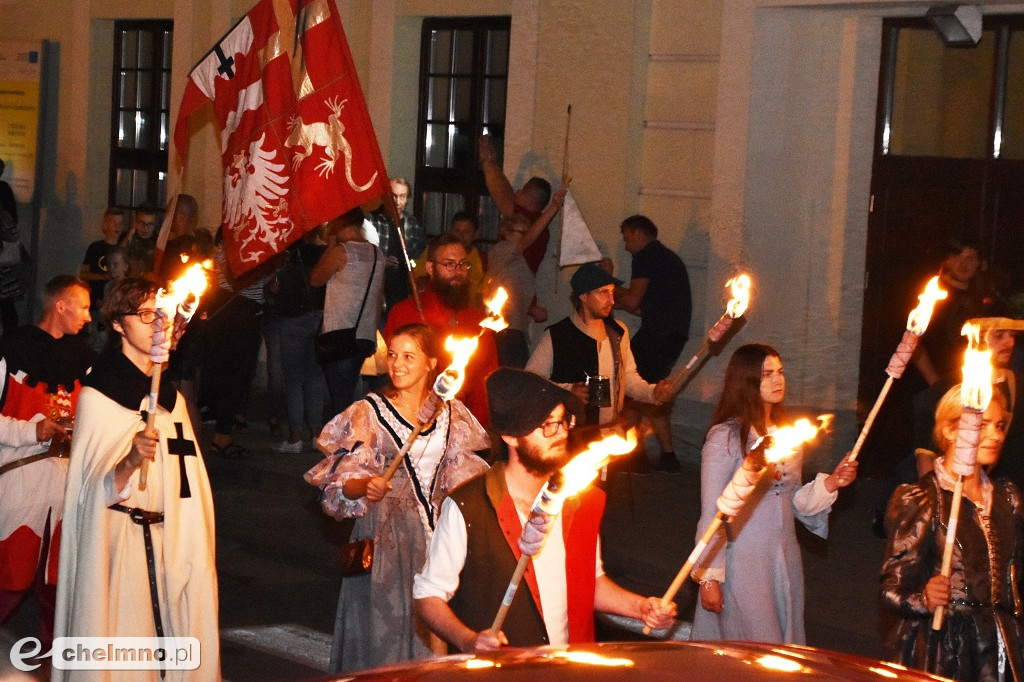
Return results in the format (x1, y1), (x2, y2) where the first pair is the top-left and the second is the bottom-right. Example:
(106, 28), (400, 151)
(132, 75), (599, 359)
(174, 0), (388, 276)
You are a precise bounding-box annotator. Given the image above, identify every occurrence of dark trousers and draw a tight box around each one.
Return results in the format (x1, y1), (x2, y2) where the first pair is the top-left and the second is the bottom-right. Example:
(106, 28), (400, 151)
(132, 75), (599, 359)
(202, 295), (262, 436)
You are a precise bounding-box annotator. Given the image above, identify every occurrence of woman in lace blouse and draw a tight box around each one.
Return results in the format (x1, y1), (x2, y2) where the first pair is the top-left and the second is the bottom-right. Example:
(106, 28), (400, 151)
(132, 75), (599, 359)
(690, 343), (857, 643)
(882, 387), (1024, 680)
(306, 323), (489, 672)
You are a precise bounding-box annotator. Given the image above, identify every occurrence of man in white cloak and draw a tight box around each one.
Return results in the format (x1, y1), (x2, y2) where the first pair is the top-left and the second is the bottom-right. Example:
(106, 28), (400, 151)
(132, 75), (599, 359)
(53, 277), (219, 681)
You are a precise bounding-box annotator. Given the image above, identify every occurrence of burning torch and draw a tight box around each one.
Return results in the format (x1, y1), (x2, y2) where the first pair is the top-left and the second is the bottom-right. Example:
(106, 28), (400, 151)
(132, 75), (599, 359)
(932, 322), (993, 630)
(643, 416), (831, 634)
(848, 276), (947, 462)
(379, 288), (509, 485)
(488, 430), (638, 638)
(139, 260), (211, 490)
(668, 274), (751, 395)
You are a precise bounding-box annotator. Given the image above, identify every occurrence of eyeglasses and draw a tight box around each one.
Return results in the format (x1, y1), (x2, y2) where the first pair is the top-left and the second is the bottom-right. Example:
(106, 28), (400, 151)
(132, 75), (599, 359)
(433, 260), (472, 272)
(539, 414), (575, 438)
(126, 309), (159, 324)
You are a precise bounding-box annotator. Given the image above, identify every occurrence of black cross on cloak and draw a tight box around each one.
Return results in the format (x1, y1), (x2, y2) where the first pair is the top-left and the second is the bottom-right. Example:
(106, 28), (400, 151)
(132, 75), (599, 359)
(167, 422), (197, 498)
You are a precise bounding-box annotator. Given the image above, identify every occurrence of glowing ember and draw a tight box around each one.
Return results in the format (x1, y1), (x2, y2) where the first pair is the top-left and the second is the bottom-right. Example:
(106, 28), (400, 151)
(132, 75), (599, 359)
(960, 322), (993, 411)
(479, 287), (510, 332)
(763, 415), (832, 463)
(559, 429), (638, 497)
(906, 276), (948, 335)
(725, 274), (751, 319)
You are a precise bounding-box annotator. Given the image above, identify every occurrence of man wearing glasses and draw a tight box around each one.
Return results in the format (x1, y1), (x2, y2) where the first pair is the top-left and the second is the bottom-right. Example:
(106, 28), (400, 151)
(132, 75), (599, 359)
(414, 368), (676, 651)
(122, 205), (160, 274)
(383, 233), (498, 426)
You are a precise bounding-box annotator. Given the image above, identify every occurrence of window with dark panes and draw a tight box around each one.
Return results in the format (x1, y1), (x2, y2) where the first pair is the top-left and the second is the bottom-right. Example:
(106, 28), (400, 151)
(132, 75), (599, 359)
(414, 17), (510, 244)
(109, 20), (172, 212)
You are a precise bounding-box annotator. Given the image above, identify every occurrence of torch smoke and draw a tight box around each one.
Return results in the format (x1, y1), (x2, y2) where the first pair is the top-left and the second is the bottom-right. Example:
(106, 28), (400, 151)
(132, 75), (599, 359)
(951, 408), (982, 477)
(885, 331), (920, 379)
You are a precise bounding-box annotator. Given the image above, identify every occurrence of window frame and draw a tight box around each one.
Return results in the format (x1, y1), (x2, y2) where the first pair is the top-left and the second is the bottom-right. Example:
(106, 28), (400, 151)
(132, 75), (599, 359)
(413, 15), (511, 242)
(876, 14), (1024, 159)
(108, 19), (173, 212)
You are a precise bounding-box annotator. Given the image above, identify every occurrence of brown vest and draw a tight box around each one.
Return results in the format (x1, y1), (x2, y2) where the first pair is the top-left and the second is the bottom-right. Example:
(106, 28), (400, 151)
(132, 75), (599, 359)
(446, 463), (604, 646)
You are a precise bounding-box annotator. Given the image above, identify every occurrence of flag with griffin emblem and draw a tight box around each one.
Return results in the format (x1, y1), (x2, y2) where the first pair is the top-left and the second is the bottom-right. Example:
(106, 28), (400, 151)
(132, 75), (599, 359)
(174, 0), (388, 276)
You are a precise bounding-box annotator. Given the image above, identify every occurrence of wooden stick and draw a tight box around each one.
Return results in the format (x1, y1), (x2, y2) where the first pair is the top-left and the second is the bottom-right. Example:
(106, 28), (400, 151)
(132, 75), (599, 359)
(932, 475), (964, 630)
(138, 363), (163, 491)
(381, 420), (428, 484)
(644, 460), (772, 635)
(643, 510), (727, 635)
(848, 375), (895, 463)
(489, 553), (531, 637)
(380, 397), (442, 484)
(667, 338), (711, 395)
(561, 104), (573, 187)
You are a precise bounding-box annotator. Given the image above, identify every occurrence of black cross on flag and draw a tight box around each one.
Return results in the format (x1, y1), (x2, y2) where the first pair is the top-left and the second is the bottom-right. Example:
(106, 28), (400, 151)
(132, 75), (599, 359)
(167, 422), (197, 498)
(213, 44), (235, 78)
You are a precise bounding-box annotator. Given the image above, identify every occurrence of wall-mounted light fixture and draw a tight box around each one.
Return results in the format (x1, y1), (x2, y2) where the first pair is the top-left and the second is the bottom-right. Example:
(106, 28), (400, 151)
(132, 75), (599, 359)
(926, 5), (983, 46)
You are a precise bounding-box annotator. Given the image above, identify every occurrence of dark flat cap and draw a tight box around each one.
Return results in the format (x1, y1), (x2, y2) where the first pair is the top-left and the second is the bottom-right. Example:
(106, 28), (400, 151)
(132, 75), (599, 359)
(570, 262), (622, 297)
(487, 368), (576, 437)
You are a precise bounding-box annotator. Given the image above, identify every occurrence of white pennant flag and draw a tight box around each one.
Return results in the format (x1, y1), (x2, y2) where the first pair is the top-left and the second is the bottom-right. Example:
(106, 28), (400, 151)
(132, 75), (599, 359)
(558, 189), (602, 267)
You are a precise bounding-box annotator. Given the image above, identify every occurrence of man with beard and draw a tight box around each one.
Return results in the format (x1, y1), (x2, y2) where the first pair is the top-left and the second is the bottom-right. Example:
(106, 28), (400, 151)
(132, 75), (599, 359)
(383, 233), (498, 426)
(527, 262), (672, 430)
(414, 368), (676, 651)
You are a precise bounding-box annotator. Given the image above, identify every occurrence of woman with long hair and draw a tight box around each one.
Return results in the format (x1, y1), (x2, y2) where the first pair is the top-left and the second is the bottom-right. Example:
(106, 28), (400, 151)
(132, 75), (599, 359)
(882, 387), (1024, 680)
(690, 343), (857, 643)
(305, 323), (489, 672)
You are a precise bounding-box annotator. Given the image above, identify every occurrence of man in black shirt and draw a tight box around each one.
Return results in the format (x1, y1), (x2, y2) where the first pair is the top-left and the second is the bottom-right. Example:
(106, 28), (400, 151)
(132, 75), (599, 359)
(614, 215), (692, 472)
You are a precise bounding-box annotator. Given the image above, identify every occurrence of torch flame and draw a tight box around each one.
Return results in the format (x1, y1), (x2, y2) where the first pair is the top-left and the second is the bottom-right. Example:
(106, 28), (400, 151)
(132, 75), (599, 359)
(725, 274), (751, 319)
(156, 261), (210, 317)
(763, 415), (832, 463)
(559, 429), (638, 497)
(960, 322), (993, 411)
(479, 287), (510, 332)
(906, 276), (948, 335)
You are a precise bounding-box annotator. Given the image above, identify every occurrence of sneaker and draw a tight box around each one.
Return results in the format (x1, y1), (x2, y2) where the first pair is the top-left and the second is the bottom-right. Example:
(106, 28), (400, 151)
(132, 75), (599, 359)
(273, 439), (303, 454)
(655, 452), (682, 474)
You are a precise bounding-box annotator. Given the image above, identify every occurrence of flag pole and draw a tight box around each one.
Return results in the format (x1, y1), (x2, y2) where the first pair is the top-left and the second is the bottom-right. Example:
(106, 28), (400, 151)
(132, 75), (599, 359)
(381, 185), (424, 320)
(561, 104), (573, 187)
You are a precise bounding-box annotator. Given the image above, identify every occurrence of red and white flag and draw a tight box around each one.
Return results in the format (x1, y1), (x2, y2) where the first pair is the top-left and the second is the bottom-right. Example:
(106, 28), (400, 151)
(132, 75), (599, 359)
(174, 0), (388, 276)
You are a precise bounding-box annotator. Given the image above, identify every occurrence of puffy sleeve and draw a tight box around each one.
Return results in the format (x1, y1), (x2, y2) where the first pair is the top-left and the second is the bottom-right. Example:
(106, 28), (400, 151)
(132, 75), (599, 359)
(791, 470), (838, 539)
(305, 400), (382, 519)
(691, 422), (741, 583)
(435, 400), (490, 502)
(880, 482), (936, 617)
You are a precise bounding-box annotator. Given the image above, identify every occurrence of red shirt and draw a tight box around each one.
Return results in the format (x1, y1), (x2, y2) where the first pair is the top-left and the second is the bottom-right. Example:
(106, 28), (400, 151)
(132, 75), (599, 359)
(383, 289), (498, 427)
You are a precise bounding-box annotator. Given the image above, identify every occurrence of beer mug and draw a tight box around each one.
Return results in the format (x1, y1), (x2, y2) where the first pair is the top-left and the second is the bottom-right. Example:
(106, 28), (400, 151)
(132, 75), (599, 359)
(584, 373), (611, 408)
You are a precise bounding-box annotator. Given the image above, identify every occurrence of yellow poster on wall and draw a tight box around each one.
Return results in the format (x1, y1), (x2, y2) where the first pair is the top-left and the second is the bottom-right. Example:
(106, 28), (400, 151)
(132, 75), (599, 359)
(0, 42), (41, 203)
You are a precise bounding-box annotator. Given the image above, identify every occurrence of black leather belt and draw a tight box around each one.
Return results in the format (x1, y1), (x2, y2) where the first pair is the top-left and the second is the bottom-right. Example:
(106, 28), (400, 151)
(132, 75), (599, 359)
(109, 503), (166, 677)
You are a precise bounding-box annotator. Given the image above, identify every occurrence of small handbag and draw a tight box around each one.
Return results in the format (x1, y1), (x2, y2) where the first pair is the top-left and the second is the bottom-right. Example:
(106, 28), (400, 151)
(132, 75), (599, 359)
(315, 248), (378, 364)
(339, 537), (374, 577)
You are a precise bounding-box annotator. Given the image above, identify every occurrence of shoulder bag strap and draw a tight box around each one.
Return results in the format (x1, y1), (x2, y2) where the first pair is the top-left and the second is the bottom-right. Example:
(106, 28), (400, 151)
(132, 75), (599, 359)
(352, 246), (379, 329)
